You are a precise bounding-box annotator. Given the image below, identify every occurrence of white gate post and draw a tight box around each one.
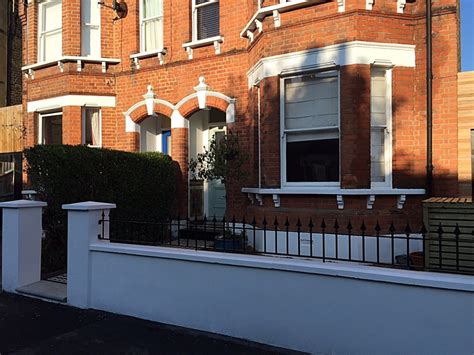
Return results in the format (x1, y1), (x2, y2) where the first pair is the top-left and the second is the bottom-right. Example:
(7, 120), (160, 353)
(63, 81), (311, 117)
(0, 200), (47, 293)
(63, 201), (116, 309)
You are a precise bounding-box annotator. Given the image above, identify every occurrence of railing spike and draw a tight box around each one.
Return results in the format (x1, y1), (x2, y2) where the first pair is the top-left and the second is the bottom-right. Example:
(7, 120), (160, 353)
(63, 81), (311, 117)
(347, 220), (352, 231)
(252, 216), (257, 226)
(453, 223), (460, 237)
(308, 218), (314, 229)
(420, 222), (427, 235)
(389, 221), (396, 233)
(405, 221), (412, 235)
(262, 216), (267, 226)
(242, 216), (246, 225)
(360, 220), (366, 232)
(437, 222), (443, 234)
(296, 217), (302, 228)
(231, 215), (236, 224)
(320, 218), (326, 229)
(333, 219), (339, 230)
(285, 217), (290, 227)
(212, 214), (217, 223)
(273, 216), (279, 227)
(375, 220), (381, 232)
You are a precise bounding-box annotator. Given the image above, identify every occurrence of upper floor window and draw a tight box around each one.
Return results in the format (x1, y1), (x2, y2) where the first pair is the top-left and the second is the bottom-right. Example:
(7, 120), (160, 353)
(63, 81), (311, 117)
(38, 111), (62, 145)
(38, 0), (62, 62)
(193, 0), (220, 41)
(81, 0), (101, 57)
(281, 70), (340, 185)
(140, 0), (164, 52)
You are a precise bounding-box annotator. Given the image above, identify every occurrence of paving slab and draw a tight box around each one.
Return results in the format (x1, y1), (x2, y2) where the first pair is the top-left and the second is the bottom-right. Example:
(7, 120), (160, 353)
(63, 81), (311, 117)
(16, 280), (67, 302)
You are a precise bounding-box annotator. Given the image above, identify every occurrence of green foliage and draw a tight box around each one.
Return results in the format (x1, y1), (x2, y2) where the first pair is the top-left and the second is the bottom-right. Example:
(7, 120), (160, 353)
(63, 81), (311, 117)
(189, 132), (246, 183)
(24, 145), (178, 273)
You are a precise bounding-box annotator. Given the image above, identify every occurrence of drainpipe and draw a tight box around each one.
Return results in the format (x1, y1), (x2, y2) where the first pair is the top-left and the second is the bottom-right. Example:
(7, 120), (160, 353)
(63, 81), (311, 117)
(255, 81), (262, 189)
(426, 0), (434, 196)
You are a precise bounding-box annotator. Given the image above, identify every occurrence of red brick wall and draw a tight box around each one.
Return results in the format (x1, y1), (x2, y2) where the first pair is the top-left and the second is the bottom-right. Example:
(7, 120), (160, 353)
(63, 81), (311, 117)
(20, 0), (461, 223)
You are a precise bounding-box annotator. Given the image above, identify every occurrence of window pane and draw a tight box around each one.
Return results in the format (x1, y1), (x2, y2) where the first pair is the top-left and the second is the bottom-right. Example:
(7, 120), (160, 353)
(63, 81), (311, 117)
(285, 74), (338, 130)
(371, 128), (385, 182)
(197, 2), (219, 40)
(371, 69), (387, 126)
(143, 0), (163, 18)
(286, 138), (339, 182)
(84, 108), (100, 146)
(42, 114), (62, 145)
(42, 1), (62, 32)
(43, 31), (62, 61)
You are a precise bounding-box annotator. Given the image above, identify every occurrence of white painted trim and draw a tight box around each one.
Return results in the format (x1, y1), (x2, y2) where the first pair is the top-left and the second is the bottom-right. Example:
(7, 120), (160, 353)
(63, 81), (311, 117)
(0, 200), (47, 209)
(89, 242), (474, 292)
(241, 187), (426, 195)
(62, 201), (116, 211)
(247, 41), (416, 87)
(38, 111), (63, 144)
(22, 56), (120, 71)
(27, 95), (116, 112)
(125, 115), (140, 133)
(171, 110), (189, 129)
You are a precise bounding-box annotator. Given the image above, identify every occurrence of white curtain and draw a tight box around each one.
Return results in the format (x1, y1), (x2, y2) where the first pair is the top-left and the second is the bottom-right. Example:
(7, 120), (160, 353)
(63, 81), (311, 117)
(90, 110), (100, 146)
(142, 0), (163, 51)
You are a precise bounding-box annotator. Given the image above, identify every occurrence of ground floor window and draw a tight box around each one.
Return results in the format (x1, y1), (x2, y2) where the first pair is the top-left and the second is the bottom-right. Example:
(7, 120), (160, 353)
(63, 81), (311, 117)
(82, 107), (101, 147)
(281, 70), (340, 185)
(38, 111), (62, 145)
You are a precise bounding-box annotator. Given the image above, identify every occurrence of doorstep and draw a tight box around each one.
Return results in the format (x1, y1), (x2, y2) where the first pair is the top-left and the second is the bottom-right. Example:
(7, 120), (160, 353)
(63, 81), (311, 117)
(16, 280), (67, 303)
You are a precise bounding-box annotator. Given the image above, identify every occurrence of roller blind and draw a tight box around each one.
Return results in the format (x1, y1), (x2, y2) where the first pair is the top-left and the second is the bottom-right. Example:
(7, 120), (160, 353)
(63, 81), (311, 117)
(195, 0), (220, 40)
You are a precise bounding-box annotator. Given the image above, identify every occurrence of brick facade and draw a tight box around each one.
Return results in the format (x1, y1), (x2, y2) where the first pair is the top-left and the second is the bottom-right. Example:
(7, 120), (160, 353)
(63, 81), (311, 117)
(19, 0), (461, 228)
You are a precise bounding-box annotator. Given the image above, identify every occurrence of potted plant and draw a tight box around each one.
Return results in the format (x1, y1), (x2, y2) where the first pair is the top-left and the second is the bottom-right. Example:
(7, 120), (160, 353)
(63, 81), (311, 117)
(189, 132), (247, 251)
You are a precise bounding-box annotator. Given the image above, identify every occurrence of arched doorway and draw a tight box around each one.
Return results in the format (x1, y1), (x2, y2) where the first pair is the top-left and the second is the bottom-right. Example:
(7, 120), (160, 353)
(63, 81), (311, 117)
(188, 108), (227, 219)
(139, 114), (172, 154)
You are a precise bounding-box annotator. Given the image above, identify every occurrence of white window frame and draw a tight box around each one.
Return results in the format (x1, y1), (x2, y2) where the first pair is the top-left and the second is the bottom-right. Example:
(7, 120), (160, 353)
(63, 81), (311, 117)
(139, 0), (164, 53)
(370, 67), (393, 189)
(280, 69), (341, 188)
(38, 111), (63, 145)
(192, 0), (219, 42)
(37, 0), (62, 63)
(82, 107), (102, 147)
(81, 0), (101, 57)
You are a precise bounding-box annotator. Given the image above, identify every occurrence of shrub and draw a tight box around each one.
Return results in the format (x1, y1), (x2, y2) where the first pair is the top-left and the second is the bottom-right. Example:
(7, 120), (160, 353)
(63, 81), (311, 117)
(24, 145), (178, 273)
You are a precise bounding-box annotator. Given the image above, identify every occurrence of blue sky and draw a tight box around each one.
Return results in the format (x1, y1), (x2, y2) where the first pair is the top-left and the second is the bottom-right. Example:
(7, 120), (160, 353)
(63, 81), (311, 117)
(461, 0), (474, 71)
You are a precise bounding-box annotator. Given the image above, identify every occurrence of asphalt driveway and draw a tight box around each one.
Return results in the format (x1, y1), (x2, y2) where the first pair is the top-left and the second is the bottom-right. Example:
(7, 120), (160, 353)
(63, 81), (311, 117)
(0, 292), (301, 355)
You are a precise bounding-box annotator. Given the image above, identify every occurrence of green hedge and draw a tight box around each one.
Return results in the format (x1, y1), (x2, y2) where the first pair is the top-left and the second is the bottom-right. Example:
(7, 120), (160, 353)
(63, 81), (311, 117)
(24, 145), (178, 273)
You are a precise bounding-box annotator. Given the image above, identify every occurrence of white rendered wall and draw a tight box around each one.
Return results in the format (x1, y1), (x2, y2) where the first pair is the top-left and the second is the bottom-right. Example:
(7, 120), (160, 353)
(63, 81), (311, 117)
(87, 243), (474, 354)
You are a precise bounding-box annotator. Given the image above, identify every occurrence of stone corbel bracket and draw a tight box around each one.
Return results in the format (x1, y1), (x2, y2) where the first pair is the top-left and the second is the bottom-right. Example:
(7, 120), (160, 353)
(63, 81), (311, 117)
(367, 195), (376, 209)
(397, 195), (407, 209)
(272, 194), (280, 208)
(336, 195), (344, 210)
(397, 0), (406, 13)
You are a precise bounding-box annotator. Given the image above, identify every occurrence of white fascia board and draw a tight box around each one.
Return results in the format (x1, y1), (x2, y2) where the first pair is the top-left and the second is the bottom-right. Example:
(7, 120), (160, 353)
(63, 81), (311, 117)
(247, 41), (416, 87)
(27, 95), (116, 112)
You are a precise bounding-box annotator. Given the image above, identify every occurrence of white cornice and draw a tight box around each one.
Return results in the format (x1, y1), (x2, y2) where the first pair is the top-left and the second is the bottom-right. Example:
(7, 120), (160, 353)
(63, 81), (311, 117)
(247, 41), (416, 87)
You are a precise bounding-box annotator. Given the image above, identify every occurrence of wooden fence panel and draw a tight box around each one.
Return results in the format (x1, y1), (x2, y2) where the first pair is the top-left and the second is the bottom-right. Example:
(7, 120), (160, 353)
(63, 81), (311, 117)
(0, 104), (23, 153)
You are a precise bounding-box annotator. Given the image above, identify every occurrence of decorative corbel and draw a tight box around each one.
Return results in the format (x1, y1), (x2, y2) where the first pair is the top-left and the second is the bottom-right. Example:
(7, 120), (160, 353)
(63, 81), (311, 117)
(247, 30), (255, 43)
(133, 57), (140, 70)
(226, 99), (236, 124)
(143, 85), (157, 116)
(336, 195), (344, 210)
(366, 0), (374, 10)
(186, 47), (193, 60)
(194, 77), (210, 109)
(397, 0), (406, 13)
(27, 68), (34, 79)
(76, 60), (82, 72)
(397, 195), (407, 209)
(272, 194), (280, 208)
(367, 195), (376, 209)
(101, 61), (107, 73)
(255, 193), (263, 206)
(247, 193), (255, 204)
(57, 60), (64, 73)
(213, 40), (221, 55)
(255, 19), (263, 33)
(157, 52), (164, 65)
(272, 10), (281, 28)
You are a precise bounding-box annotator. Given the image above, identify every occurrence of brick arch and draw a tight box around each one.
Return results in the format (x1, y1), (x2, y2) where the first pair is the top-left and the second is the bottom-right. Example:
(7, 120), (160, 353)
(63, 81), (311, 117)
(126, 99), (175, 123)
(176, 92), (234, 119)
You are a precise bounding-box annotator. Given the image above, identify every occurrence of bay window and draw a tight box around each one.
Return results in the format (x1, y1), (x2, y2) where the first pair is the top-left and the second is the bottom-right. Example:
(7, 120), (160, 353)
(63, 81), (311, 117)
(38, 111), (62, 145)
(193, 0), (220, 41)
(81, 0), (101, 57)
(38, 0), (62, 62)
(82, 107), (102, 147)
(140, 0), (164, 52)
(370, 67), (393, 188)
(282, 70), (340, 185)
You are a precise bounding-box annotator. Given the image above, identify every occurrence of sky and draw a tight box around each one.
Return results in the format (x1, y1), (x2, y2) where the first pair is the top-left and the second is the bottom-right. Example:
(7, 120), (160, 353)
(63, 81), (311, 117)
(461, 0), (474, 71)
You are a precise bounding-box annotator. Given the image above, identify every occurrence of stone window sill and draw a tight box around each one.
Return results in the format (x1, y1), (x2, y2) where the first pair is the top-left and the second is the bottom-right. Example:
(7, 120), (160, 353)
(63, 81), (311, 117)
(182, 36), (224, 59)
(130, 49), (167, 69)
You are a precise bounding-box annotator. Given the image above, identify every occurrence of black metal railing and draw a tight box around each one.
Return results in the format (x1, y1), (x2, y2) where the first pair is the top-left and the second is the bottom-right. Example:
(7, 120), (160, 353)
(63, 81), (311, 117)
(98, 214), (474, 275)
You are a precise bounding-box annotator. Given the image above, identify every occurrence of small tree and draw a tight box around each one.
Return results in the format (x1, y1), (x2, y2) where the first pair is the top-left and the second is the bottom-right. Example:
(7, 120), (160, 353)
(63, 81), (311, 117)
(189, 132), (246, 183)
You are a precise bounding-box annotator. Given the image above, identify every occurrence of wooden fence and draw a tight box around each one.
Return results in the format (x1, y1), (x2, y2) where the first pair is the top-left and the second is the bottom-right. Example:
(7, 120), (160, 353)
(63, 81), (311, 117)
(458, 71), (474, 197)
(0, 104), (23, 153)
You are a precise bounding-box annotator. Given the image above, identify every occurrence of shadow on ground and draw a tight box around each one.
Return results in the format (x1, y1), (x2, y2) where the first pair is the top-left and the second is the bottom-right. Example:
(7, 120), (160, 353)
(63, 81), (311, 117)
(0, 293), (304, 355)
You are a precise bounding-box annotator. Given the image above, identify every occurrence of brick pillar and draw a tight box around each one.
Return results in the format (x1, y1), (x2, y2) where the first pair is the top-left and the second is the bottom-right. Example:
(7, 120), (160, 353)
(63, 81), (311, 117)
(340, 65), (371, 189)
(62, 106), (82, 145)
(171, 127), (189, 217)
(62, 0), (81, 56)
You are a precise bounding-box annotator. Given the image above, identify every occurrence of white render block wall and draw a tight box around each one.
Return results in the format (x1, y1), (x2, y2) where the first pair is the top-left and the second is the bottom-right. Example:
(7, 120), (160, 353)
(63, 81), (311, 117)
(0, 200), (47, 293)
(62, 201), (474, 354)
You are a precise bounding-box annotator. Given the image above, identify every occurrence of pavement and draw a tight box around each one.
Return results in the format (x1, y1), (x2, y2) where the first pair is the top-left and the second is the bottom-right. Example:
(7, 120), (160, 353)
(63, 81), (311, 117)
(0, 292), (301, 355)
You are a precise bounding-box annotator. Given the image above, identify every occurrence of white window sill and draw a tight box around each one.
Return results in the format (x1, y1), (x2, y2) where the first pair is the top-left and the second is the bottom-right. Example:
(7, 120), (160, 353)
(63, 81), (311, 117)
(242, 187), (426, 209)
(130, 49), (167, 68)
(182, 36), (224, 59)
(22, 56), (121, 77)
(241, 0), (328, 39)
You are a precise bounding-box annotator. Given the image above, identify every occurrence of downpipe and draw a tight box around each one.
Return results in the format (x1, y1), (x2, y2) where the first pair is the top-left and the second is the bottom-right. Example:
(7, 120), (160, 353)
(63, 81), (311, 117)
(426, 0), (434, 196)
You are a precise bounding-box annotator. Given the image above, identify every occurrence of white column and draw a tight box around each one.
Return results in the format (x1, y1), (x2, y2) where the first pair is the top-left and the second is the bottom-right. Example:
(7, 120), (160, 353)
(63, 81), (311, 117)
(0, 200), (47, 293)
(63, 201), (116, 309)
